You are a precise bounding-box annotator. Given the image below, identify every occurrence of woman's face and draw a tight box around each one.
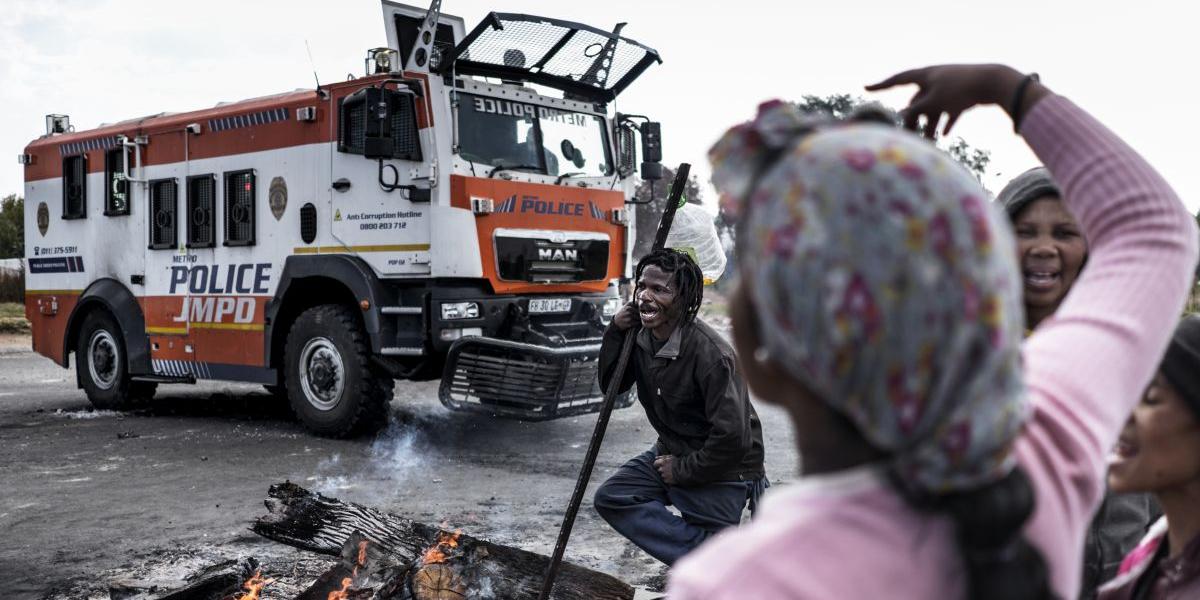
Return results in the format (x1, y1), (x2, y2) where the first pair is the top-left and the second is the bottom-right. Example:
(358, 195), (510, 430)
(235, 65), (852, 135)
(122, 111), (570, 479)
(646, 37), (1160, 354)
(1108, 372), (1200, 494)
(1012, 196), (1087, 318)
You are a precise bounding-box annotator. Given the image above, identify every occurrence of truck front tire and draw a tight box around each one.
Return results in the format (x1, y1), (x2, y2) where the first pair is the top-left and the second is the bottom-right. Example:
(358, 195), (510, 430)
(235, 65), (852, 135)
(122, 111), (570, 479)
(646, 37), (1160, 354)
(76, 311), (156, 410)
(284, 304), (392, 437)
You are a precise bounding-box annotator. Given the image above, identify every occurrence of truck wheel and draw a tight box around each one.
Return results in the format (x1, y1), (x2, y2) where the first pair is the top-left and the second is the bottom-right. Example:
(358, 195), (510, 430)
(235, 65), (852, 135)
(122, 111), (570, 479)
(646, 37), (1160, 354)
(76, 311), (155, 410)
(284, 304), (392, 437)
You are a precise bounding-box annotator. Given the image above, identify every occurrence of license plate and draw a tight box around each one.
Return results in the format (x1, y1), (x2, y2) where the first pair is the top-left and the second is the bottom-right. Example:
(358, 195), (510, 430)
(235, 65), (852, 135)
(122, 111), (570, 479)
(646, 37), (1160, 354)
(529, 298), (572, 314)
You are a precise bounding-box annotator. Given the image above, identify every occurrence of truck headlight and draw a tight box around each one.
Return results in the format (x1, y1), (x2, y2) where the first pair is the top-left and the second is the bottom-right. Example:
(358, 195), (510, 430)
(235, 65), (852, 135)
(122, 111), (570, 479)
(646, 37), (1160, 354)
(602, 297), (621, 317)
(441, 301), (480, 320)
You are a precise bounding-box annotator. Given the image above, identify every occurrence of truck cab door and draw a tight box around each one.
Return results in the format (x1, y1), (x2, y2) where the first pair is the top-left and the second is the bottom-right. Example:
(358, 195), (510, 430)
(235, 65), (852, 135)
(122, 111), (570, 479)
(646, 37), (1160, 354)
(330, 85), (433, 276)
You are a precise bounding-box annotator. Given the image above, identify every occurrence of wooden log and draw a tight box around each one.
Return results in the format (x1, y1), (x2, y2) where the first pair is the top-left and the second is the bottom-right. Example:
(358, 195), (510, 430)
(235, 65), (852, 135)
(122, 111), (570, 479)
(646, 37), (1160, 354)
(253, 482), (632, 600)
(296, 531), (411, 600)
(150, 557), (258, 600)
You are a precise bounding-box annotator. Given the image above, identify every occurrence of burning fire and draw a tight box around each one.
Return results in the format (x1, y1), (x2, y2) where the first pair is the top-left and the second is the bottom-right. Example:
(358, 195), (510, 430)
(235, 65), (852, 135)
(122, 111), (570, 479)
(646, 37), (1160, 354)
(238, 571), (274, 600)
(327, 539), (371, 600)
(420, 529), (463, 565)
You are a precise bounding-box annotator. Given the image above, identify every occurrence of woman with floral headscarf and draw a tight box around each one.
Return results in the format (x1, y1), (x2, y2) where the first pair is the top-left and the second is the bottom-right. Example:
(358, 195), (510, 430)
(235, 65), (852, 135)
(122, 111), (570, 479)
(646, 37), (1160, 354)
(667, 64), (1199, 600)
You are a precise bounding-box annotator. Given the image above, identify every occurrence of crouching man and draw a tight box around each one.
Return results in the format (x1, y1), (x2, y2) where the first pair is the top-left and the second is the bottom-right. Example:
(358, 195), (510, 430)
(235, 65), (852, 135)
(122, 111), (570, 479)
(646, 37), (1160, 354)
(595, 249), (767, 565)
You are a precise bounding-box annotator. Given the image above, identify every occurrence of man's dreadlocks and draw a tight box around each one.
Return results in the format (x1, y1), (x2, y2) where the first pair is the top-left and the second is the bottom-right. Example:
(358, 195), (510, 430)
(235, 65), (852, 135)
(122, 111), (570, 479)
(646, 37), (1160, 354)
(635, 249), (705, 325)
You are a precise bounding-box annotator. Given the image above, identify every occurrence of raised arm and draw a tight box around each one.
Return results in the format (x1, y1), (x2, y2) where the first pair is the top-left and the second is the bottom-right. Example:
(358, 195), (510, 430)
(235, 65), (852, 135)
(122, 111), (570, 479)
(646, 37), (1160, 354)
(871, 64), (1199, 597)
(1018, 93), (1198, 456)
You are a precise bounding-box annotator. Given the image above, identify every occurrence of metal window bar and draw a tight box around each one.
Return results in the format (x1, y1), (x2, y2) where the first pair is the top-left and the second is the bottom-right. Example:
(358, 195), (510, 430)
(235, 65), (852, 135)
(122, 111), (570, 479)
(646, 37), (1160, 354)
(338, 97), (367, 155)
(299, 202), (317, 244)
(391, 94), (422, 161)
(62, 154), (87, 219)
(149, 178), (178, 250)
(433, 12), (662, 103)
(224, 170), (255, 246)
(187, 174), (216, 248)
(104, 148), (129, 216)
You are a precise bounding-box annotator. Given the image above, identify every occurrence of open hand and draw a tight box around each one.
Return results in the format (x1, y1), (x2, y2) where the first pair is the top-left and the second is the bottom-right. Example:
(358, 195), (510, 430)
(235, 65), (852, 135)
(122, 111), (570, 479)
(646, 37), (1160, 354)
(654, 455), (677, 485)
(866, 64), (1041, 138)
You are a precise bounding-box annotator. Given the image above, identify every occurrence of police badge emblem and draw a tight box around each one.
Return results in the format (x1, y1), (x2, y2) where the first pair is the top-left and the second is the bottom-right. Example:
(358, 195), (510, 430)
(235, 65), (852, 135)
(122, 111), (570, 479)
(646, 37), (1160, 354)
(269, 177), (287, 221)
(37, 202), (49, 236)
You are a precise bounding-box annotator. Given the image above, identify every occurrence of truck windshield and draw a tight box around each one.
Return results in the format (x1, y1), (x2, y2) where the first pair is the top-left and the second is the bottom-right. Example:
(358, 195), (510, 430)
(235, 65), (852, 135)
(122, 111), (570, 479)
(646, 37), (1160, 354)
(456, 92), (612, 178)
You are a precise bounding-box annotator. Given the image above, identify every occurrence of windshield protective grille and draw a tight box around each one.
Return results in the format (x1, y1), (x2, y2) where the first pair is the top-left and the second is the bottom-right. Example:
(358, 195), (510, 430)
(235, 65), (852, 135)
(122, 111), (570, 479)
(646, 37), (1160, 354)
(436, 13), (661, 102)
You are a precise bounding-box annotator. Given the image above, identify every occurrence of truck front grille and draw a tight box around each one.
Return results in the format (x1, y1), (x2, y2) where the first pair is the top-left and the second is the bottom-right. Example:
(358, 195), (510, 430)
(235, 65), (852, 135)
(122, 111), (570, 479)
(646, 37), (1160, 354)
(494, 235), (608, 283)
(439, 336), (632, 420)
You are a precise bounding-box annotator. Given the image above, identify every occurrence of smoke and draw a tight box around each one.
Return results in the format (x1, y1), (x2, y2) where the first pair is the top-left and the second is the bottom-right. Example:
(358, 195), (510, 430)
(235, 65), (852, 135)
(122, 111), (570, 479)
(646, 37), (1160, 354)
(308, 419), (436, 506)
(467, 575), (496, 599)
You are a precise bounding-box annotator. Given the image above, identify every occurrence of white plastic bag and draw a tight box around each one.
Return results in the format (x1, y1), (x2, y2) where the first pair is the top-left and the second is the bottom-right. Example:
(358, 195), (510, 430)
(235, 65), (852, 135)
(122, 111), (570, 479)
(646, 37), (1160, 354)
(664, 202), (727, 285)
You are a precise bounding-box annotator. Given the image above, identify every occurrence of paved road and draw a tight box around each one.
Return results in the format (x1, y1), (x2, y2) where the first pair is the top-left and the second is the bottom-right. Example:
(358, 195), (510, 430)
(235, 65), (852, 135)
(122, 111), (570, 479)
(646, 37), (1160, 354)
(0, 335), (798, 599)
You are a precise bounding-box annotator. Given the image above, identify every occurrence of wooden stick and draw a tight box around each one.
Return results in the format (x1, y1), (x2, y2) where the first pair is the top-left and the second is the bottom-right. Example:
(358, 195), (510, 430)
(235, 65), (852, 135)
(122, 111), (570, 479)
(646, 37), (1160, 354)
(538, 164), (691, 600)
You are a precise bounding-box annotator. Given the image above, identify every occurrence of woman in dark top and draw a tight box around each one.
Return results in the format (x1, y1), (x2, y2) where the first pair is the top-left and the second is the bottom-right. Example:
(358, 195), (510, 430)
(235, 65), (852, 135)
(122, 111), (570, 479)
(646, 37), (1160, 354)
(1099, 315), (1200, 599)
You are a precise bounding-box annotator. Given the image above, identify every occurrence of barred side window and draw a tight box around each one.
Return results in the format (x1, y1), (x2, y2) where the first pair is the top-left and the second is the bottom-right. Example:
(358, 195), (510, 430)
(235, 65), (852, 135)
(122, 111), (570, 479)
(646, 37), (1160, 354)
(224, 169), (255, 246)
(337, 88), (421, 160)
(338, 96), (366, 155)
(390, 92), (421, 161)
(187, 174), (216, 248)
(104, 148), (129, 216)
(62, 154), (87, 219)
(148, 178), (178, 250)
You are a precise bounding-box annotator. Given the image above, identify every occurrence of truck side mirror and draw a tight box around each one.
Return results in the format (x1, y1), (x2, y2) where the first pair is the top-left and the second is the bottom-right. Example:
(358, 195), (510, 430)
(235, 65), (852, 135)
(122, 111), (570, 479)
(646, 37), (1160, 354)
(639, 121), (662, 181)
(364, 88), (394, 159)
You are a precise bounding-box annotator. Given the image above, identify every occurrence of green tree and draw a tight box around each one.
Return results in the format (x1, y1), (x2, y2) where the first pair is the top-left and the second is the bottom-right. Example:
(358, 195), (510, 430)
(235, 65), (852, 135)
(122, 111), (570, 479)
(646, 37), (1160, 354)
(796, 93), (991, 182)
(796, 94), (862, 119)
(947, 137), (991, 183)
(632, 166), (703, 260)
(0, 195), (23, 258)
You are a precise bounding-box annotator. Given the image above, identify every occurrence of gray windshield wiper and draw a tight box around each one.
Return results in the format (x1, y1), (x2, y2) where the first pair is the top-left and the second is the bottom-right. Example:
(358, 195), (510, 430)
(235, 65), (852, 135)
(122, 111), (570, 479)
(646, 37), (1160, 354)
(488, 163), (542, 178)
(555, 172), (586, 185)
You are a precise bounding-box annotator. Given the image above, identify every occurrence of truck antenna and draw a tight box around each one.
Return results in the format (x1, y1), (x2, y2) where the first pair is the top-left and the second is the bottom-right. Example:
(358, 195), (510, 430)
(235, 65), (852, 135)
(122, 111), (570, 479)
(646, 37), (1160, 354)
(305, 40), (322, 92)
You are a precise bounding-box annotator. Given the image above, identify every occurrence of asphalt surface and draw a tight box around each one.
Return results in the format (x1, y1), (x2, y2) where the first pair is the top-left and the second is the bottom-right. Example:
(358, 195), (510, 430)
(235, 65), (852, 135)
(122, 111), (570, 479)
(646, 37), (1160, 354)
(0, 332), (799, 599)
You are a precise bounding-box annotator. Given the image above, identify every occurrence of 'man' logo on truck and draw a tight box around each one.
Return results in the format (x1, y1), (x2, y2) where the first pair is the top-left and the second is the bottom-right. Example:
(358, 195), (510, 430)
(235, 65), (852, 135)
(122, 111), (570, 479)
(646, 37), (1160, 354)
(538, 248), (577, 261)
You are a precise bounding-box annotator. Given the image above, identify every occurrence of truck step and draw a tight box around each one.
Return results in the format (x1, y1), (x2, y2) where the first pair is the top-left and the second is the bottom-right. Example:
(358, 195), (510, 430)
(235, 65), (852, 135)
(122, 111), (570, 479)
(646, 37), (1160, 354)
(380, 346), (425, 356)
(380, 306), (422, 315)
(131, 374), (196, 384)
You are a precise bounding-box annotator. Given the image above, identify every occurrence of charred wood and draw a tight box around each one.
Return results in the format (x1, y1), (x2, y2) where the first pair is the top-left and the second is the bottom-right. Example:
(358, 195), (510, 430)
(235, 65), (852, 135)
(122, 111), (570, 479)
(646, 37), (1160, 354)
(146, 557), (258, 600)
(254, 482), (632, 600)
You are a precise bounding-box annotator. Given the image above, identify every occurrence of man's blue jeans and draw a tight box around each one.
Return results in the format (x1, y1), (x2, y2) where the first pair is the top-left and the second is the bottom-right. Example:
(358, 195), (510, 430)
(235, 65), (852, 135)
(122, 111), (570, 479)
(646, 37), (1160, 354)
(593, 448), (751, 565)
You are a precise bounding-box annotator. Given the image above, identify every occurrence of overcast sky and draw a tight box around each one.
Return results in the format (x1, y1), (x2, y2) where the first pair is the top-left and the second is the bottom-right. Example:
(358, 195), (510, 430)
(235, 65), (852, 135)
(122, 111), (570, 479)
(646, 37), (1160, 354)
(3, 0), (1198, 213)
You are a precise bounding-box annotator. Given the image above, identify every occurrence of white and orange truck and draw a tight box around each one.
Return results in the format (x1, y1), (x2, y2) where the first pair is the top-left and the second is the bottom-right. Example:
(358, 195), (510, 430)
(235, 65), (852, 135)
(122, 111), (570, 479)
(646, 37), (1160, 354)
(20, 1), (664, 436)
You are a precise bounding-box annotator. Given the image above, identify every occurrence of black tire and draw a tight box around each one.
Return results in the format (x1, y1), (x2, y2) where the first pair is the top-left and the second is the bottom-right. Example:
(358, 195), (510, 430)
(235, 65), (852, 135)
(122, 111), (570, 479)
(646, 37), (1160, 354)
(76, 311), (156, 410)
(284, 304), (393, 437)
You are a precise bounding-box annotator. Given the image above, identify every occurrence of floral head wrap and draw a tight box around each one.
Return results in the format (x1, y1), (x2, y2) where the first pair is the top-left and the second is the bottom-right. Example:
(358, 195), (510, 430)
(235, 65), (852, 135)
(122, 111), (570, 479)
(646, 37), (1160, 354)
(712, 101), (1028, 495)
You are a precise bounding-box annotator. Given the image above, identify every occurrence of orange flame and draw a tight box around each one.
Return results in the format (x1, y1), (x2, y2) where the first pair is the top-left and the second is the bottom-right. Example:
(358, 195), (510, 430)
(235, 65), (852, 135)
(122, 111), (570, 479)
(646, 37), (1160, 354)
(421, 529), (462, 565)
(327, 576), (353, 600)
(327, 540), (371, 600)
(238, 571), (274, 600)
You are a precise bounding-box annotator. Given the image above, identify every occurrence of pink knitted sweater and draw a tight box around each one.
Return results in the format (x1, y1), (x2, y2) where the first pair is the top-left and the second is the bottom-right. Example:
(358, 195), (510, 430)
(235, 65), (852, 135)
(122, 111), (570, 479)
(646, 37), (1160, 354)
(668, 95), (1200, 600)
